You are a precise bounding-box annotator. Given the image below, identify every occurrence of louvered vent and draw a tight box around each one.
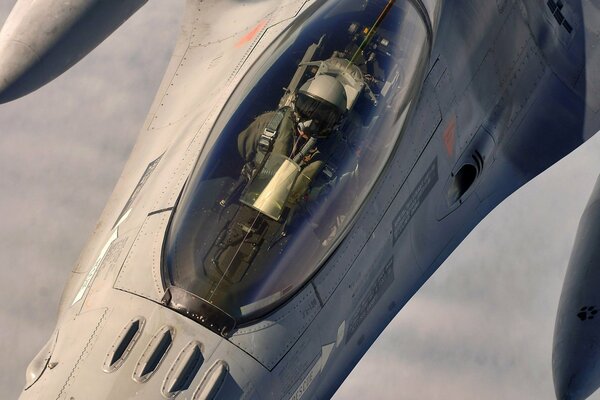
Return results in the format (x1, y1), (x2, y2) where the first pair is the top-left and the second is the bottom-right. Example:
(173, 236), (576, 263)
(103, 317), (145, 373)
(162, 341), (204, 398)
(133, 326), (174, 383)
(193, 361), (229, 400)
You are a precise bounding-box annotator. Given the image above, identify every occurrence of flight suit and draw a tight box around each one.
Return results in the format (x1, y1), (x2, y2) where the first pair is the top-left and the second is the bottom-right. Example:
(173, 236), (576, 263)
(237, 108), (325, 205)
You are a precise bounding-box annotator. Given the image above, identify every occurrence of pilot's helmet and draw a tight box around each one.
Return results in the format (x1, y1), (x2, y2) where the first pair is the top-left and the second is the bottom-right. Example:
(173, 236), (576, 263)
(296, 74), (347, 135)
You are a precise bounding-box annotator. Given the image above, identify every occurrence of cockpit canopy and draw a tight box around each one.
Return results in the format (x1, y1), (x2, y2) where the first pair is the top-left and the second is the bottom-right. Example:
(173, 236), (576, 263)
(163, 0), (430, 333)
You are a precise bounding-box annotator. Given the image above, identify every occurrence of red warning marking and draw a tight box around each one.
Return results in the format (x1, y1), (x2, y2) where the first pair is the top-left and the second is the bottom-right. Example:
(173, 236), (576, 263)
(443, 117), (456, 157)
(236, 19), (268, 48)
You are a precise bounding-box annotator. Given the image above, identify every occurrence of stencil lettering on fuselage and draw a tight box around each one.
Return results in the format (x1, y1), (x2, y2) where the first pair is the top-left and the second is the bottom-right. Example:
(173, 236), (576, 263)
(392, 158), (438, 242)
(346, 258), (394, 343)
(287, 344), (335, 400)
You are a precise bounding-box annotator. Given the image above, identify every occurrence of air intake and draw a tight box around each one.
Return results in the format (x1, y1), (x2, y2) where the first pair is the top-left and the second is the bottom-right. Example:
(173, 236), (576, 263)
(446, 162), (478, 205)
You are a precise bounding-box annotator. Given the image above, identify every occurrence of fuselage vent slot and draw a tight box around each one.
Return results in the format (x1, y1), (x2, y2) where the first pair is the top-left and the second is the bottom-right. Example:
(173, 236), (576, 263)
(193, 360), (229, 400)
(133, 326), (174, 383)
(103, 317), (145, 373)
(162, 341), (204, 398)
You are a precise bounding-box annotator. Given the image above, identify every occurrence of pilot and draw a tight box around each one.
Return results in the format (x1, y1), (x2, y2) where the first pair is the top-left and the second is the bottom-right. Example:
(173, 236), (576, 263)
(237, 74), (348, 206)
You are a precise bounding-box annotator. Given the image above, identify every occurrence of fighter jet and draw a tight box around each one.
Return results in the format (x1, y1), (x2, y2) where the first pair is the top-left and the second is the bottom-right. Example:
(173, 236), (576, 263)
(2, 0), (600, 399)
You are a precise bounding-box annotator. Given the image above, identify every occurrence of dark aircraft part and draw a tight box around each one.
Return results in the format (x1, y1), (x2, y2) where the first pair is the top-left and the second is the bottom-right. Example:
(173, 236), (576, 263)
(438, 128), (495, 217)
(0, 0), (147, 103)
(553, 176), (600, 400)
(446, 163), (477, 205)
(164, 286), (236, 337)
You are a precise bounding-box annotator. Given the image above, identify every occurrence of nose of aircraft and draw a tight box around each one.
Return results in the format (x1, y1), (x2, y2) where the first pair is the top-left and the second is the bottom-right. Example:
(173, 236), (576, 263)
(553, 337), (600, 400)
(0, 0), (147, 104)
(0, 0), (76, 103)
(0, 39), (39, 103)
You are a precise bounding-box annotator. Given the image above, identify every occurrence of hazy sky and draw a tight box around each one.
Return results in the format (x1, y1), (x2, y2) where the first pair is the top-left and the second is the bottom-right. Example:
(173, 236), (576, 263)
(1, 1), (600, 399)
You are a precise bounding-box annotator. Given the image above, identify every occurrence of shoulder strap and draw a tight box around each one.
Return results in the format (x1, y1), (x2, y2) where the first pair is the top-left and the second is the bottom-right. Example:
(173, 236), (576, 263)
(257, 108), (289, 163)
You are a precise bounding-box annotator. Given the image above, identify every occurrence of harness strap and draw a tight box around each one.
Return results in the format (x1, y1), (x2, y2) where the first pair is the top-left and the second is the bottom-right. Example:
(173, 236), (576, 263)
(257, 108), (288, 163)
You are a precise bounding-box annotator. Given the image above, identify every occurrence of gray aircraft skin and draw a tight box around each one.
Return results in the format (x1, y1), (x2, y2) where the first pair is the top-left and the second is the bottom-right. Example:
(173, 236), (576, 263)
(554, 174), (600, 400)
(2, 0), (600, 399)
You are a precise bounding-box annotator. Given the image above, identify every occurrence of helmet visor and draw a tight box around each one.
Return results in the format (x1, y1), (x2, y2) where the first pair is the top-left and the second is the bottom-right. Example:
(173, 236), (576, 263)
(296, 93), (343, 133)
